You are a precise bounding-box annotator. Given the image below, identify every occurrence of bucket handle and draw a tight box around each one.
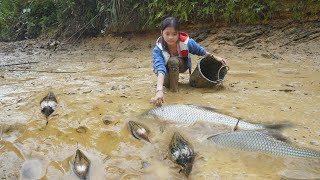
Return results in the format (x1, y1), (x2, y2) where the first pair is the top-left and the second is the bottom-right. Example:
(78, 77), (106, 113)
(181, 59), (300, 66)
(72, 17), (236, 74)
(217, 65), (229, 82)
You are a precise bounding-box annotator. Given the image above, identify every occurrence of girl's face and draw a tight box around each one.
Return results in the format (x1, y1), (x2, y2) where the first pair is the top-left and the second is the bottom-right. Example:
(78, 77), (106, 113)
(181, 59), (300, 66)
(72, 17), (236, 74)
(162, 27), (179, 46)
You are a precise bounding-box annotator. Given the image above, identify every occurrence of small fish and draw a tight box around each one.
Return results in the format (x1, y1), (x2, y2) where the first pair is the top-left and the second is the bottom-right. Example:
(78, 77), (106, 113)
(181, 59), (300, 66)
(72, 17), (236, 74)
(40, 92), (57, 125)
(128, 121), (150, 142)
(207, 130), (320, 158)
(147, 104), (290, 130)
(169, 132), (195, 177)
(73, 149), (91, 180)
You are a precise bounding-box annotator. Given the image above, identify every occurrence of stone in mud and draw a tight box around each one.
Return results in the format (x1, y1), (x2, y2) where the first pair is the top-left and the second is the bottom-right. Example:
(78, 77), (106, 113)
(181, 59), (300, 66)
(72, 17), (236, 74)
(102, 116), (113, 125)
(76, 126), (88, 134)
(141, 160), (151, 169)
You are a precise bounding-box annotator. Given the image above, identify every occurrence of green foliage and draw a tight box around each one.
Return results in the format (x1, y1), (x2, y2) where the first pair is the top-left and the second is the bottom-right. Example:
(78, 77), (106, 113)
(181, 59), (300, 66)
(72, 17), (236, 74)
(145, 0), (279, 27)
(0, 0), (59, 41)
(55, 0), (100, 38)
(147, 0), (199, 27)
(0, 0), (319, 41)
(97, 0), (146, 32)
(0, 0), (22, 41)
(238, 0), (277, 23)
(292, 0), (320, 20)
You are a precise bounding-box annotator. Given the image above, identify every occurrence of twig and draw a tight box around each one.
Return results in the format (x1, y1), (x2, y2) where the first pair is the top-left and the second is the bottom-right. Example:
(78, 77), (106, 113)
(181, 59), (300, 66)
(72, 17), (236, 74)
(7, 69), (77, 73)
(266, 50), (284, 60)
(108, 56), (116, 63)
(0, 61), (39, 67)
(66, 10), (104, 43)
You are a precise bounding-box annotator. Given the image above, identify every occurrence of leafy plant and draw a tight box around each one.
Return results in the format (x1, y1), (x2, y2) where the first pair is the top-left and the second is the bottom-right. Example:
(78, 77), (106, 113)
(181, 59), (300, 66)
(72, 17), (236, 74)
(0, 0), (319, 41)
(292, 0), (320, 20)
(0, 0), (23, 41)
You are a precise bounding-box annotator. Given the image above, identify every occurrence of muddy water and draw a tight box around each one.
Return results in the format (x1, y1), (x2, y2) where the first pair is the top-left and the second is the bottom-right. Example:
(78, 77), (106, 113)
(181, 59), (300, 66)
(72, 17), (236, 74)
(0, 31), (320, 180)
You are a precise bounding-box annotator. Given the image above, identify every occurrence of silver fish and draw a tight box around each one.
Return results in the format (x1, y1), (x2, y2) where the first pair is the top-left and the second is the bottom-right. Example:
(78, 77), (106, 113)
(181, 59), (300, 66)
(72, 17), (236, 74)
(128, 121), (150, 142)
(73, 149), (91, 180)
(207, 130), (320, 158)
(169, 132), (195, 177)
(147, 104), (288, 130)
(40, 92), (57, 125)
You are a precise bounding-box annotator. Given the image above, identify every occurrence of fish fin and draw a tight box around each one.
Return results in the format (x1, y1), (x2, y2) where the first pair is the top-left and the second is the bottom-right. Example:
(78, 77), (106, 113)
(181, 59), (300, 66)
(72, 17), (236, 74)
(140, 133), (151, 143)
(207, 132), (229, 139)
(263, 130), (290, 142)
(145, 137), (151, 143)
(182, 162), (193, 177)
(233, 119), (240, 131)
(48, 92), (58, 103)
(262, 122), (293, 130)
(187, 104), (217, 112)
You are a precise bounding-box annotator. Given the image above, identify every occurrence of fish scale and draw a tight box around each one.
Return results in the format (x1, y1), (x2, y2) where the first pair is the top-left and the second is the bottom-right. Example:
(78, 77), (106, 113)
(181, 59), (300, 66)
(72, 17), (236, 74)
(207, 130), (320, 158)
(147, 104), (270, 130)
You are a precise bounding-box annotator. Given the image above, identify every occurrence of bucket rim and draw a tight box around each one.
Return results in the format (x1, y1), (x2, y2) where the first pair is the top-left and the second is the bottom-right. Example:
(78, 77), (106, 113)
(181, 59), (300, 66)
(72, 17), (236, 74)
(197, 57), (229, 84)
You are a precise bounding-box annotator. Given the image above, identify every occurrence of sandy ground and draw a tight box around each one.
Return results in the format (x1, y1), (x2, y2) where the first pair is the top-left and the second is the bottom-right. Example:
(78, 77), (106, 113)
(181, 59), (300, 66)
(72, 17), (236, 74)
(0, 21), (320, 179)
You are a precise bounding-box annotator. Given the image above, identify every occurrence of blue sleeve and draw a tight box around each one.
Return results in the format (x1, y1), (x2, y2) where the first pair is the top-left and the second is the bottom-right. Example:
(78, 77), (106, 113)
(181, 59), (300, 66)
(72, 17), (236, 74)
(187, 38), (206, 56)
(153, 46), (167, 76)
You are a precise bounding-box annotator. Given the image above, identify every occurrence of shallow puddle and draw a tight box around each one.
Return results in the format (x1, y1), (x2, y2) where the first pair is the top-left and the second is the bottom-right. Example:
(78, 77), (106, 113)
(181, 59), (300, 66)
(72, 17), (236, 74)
(0, 31), (319, 179)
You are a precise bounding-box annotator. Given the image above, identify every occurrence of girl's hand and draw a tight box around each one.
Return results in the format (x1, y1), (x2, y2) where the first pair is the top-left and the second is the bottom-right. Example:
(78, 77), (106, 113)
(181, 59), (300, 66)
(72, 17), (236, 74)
(150, 90), (164, 106)
(214, 55), (227, 66)
(206, 52), (227, 65)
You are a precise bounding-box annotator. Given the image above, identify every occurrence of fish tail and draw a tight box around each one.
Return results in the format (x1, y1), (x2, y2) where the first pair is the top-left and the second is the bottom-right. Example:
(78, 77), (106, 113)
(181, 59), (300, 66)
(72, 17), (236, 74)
(263, 130), (290, 142)
(145, 136), (151, 143)
(284, 146), (320, 158)
(182, 162), (193, 177)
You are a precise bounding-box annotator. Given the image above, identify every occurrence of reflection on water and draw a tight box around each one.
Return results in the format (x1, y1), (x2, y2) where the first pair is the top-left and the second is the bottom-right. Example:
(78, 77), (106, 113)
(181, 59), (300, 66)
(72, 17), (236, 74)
(0, 35), (320, 179)
(21, 159), (44, 179)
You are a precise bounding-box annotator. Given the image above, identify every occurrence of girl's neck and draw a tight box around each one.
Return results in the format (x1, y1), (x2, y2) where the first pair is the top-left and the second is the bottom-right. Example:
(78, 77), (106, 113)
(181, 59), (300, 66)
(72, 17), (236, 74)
(168, 43), (179, 56)
(167, 43), (176, 49)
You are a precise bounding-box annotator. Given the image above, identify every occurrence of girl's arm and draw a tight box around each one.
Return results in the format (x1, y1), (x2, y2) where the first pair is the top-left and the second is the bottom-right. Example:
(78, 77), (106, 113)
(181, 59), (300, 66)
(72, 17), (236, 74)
(188, 38), (227, 65)
(150, 73), (165, 106)
(151, 46), (166, 106)
(187, 38), (206, 56)
(153, 47), (167, 75)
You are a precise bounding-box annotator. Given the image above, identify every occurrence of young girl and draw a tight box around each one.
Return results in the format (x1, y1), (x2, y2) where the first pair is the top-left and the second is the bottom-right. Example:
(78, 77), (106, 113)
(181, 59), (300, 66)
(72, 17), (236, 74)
(151, 17), (227, 106)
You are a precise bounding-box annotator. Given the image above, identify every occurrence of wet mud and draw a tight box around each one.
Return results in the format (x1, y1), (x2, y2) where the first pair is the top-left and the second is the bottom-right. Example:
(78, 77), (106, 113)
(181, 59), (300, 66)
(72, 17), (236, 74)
(0, 21), (320, 179)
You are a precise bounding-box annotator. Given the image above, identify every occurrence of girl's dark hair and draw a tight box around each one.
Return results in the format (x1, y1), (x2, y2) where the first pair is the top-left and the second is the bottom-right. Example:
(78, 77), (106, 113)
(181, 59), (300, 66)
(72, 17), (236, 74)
(160, 17), (180, 52)
(160, 16), (180, 32)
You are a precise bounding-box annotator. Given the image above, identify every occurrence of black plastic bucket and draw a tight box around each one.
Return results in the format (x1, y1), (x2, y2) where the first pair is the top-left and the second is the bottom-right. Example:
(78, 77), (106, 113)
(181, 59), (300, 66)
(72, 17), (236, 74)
(189, 56), (229, 88)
